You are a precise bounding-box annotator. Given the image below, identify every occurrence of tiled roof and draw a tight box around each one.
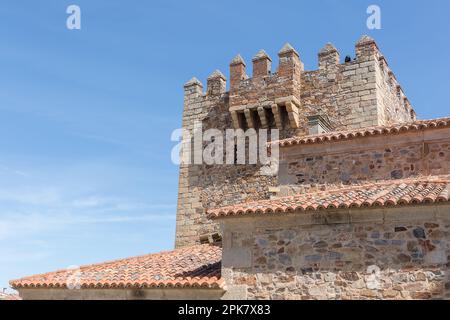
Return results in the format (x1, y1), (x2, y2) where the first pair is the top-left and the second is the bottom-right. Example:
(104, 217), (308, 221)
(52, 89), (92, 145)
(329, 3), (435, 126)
(207, 178), (450, 219)
(0, 292), (21, 300)
(10, 244), (223, 290)
(278, 117), (450, 147)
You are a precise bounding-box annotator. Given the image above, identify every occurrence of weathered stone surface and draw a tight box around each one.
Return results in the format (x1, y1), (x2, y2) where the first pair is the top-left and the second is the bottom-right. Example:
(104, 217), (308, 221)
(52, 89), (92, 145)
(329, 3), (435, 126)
(280, 138), (450, 196)
(413, 227), (426, 239)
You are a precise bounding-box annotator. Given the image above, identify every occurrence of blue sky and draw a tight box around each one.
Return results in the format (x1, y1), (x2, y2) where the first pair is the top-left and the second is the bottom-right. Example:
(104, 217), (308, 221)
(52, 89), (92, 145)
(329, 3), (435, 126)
(0, 0), (449, 291)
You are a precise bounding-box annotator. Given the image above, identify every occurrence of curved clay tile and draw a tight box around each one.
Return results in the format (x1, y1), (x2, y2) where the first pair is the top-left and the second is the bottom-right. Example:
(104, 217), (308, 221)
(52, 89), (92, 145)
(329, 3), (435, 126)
(275, 117), (450, 147)
(207, 178), (450, 219)
(10, 244), (223, 290)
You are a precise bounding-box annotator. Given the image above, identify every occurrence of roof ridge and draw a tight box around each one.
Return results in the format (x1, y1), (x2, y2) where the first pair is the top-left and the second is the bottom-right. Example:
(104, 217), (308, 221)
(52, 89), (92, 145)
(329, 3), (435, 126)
(208, 177), (450, 212)
(207, 177), (450, 219)
(276, 117), (450, 147)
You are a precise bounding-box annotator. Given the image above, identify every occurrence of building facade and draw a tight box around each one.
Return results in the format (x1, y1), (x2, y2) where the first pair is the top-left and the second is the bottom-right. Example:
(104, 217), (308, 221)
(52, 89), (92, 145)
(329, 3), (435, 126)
(11, 36), (450, 300)
(175, 35), (416, 249)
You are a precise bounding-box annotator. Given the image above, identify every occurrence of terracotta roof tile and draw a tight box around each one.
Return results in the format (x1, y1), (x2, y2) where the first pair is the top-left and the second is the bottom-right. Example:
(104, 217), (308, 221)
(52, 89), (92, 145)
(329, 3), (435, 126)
(207, 178), (450, 219)
(277, 117), (450, 147)
(10, 244), (223, 290)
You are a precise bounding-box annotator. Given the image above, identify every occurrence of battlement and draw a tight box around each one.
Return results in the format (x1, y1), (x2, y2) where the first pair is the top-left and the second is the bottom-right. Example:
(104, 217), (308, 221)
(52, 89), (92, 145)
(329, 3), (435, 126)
(184, 35), (416, 138)
(177, 36), (418, 248)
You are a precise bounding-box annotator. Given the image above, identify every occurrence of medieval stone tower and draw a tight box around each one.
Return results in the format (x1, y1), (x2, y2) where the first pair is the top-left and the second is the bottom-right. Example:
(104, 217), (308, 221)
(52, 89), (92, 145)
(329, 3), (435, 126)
(175, 35), (416, 248)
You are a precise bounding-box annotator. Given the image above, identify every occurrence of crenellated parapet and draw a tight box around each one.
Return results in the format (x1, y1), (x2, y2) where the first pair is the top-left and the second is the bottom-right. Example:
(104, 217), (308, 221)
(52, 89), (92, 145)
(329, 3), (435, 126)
(302, 35), (416, 130)
(183, 36), (417, 137)
(185, 36), (416, 135)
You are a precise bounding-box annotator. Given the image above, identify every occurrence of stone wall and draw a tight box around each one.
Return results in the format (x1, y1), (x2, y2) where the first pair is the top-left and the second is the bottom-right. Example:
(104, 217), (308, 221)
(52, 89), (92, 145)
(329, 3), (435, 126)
(301, 46), (379, 131)
(176, 76), (227, 248)
(376, 55), (415, 125)
(279, 127), (450, 195)
(176, 75), (277, 248)
(220, 205), (450, 300)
